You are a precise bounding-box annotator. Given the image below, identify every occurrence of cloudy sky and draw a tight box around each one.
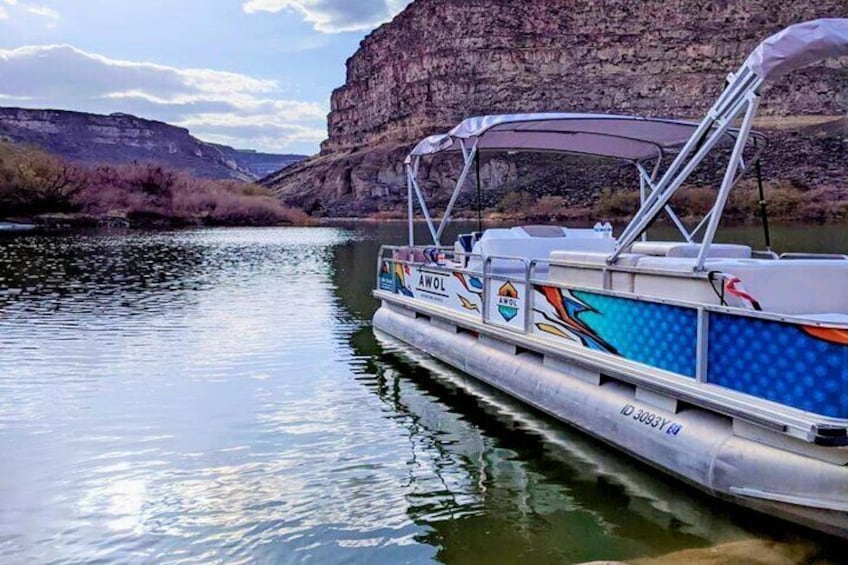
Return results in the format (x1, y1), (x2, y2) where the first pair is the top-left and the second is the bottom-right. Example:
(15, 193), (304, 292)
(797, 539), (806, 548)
(0, 0), (412, 154)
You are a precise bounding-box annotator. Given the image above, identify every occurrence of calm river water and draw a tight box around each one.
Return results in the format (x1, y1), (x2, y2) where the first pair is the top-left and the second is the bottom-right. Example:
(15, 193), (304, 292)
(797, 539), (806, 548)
(0, 223), (845, 564)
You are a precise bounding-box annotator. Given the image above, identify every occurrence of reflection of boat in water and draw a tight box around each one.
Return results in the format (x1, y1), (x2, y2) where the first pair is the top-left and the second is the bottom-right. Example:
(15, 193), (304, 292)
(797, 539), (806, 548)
(350, 324), (759, 560)
(373, 20), (848, 539)
(0, 222), (36, 232)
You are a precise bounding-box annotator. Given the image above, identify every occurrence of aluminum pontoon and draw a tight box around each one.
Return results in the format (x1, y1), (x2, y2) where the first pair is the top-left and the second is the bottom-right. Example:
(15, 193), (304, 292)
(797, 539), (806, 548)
(372, 19), (848, 538)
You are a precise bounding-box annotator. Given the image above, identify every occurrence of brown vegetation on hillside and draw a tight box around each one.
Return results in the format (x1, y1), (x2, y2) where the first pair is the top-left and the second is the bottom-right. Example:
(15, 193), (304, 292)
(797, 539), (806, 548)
(0, 142), (308, 227)
(361, 179), (848, 225)
(479, 180), (848, 224)
(594, 181), (848, 223)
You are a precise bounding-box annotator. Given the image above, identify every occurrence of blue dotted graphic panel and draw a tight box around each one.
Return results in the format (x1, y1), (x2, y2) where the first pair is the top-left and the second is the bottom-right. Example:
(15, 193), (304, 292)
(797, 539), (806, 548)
(708, 314), (848, 418)
(573, 291), (698, 378)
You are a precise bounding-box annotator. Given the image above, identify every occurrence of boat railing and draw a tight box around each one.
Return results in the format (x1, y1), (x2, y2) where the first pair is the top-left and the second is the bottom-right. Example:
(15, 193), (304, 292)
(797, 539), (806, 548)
(377, 244), (848, 329)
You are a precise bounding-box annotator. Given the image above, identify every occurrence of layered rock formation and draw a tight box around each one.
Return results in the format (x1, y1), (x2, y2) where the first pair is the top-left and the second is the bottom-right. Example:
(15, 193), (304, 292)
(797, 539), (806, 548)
(264, 0), (847, 216)
(0, 108), (305, 181)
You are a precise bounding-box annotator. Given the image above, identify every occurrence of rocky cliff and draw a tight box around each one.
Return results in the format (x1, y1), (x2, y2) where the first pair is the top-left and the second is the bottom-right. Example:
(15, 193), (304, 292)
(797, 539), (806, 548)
(0, 108), (305, 181)
(264, 0), (847, 216)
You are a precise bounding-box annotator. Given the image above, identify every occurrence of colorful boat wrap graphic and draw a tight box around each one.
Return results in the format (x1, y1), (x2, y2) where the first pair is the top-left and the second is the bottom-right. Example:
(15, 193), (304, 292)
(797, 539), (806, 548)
(381, 262), (848, 418)
(533, 286), (698, 378)
(381, 260), (483, 315)
(708, 314), (848, 418)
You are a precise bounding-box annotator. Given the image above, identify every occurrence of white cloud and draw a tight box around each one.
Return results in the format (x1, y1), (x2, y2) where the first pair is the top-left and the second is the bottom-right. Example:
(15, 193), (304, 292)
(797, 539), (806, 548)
(243, 0), (410, 33)
(23, 4), (59, 20)
(0, 45), (328, 153)
(1, 0), (60, 25)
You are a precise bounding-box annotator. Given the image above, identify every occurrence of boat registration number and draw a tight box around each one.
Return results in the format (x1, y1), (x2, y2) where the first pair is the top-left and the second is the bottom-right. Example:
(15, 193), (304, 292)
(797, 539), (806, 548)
(620, 404), (683, 437)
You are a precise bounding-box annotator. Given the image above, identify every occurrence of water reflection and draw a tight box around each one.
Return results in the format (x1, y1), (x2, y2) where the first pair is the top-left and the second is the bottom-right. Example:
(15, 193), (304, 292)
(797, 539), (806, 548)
(0, 224), (843, 564)
(334, 222), (847, 563)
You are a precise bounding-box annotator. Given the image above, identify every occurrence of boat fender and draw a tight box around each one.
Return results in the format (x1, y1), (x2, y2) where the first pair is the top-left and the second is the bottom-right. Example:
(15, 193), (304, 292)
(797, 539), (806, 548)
(723, 275), (762, 311)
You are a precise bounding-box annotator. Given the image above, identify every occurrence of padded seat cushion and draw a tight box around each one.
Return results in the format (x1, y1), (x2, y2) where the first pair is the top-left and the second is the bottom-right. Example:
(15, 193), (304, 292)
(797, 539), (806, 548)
(631, 241), (752, 259)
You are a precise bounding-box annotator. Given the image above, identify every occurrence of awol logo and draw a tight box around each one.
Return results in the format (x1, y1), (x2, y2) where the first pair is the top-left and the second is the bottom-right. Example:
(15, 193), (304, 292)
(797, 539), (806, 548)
(497, 281), (520, 322)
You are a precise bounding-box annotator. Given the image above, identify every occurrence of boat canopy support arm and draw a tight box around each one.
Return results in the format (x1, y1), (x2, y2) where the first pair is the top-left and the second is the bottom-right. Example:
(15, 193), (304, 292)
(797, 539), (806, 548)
(407, 139), (480, 247)
(406, 158), (439, 245)
(694, 93), (761, 270)
(635, 162), (692, 243)
(614, 17), (848, 267)
(611, 67), (765, 267)
(435, 139), (479, 244)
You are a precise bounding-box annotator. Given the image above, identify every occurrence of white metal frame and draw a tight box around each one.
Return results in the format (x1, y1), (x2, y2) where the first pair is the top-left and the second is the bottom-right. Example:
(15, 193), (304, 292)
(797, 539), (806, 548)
(613, 67), (765, 270)
(405, 143), (699, 249)
(406, 139), (480, 247)
(405, 70), (766, 270)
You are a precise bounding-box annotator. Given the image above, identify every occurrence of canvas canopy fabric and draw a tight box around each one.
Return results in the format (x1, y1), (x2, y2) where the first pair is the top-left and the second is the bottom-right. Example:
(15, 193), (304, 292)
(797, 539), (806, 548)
(744, 18), (848, 81)
(405, 113), (750, 164)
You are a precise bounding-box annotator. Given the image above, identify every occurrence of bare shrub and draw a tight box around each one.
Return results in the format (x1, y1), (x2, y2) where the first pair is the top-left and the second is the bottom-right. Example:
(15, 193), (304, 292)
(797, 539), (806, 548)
(527, 195), (567, 220)
(0, 141), (309, 226)
(497, 190), (534, 213)
(595, 188), (640, 218)
(0, 142), (88, 214)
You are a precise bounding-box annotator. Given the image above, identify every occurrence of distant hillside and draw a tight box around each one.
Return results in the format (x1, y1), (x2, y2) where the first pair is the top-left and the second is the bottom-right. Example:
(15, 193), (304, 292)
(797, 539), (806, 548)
(0, 108), (305, 181)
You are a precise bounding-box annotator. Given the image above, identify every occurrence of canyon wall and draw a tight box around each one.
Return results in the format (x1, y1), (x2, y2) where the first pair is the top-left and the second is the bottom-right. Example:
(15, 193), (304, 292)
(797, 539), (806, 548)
(264, 0), (847, 216)
(0, 108), (305, 181)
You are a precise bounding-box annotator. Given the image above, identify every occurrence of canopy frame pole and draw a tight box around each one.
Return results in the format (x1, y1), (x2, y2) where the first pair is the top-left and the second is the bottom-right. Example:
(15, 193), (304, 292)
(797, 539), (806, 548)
(691, 210), (713, 240)
(435, 138), (479, 244)
(688, 143), (762, 241)
(611, 68), (763, 263)
(613, 68), (757, 249)
(755, 159), (773, 252)
(408, 155), (440, 245)
(635, 163), (692, 243)
(475, 150), (483, 234)
(639, 155), (664, 242)
(695, 92), (761, 270)
(406, 164), (415, 247)
(639, 173), (648, 242)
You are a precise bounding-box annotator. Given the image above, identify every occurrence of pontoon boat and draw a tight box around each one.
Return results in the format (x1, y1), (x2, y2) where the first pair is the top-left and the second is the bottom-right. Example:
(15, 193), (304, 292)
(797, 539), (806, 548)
(372, 19), (848, 538)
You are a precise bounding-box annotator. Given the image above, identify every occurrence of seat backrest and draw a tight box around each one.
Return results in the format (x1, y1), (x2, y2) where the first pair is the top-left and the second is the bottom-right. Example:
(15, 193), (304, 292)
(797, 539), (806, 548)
(722, 259), (848, 314)
(633, 257), (848, 314)
(468, 227), (615, 275)
(631, 241), (752, 259)
(549, 251), (643, 292)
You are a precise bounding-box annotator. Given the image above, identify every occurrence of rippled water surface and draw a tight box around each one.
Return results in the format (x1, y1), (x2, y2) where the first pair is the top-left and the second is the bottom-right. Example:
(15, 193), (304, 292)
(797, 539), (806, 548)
(0, 225), (844, 564)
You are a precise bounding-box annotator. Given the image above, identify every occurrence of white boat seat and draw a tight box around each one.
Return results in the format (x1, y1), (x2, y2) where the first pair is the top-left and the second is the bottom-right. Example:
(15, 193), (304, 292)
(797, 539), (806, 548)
(631, 241), (752, 259)
(473, 227), (615, 260)
(634, 257), (848, 315)
(549, 251), (644, 292)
